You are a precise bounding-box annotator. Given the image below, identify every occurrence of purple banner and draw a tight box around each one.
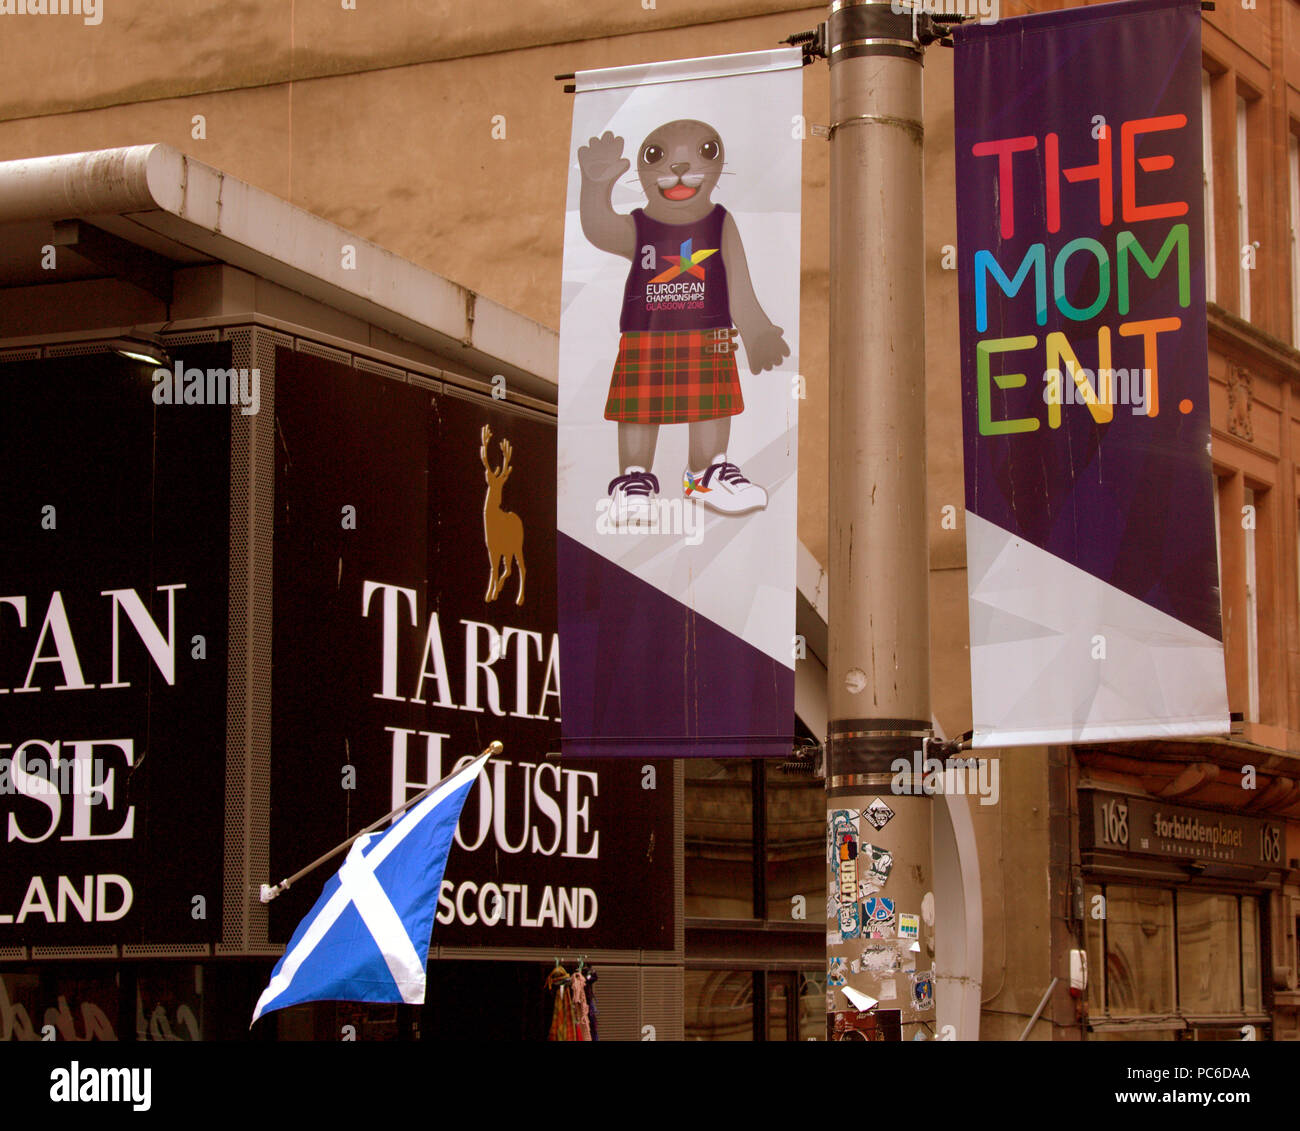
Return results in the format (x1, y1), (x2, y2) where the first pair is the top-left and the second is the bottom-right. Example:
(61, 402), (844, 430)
(954, 0), (1228, 746)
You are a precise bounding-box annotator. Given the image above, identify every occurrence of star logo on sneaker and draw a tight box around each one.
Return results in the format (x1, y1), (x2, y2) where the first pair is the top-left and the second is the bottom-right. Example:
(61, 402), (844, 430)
(682, 470), (712, 496)
(682, 455), (767, 515)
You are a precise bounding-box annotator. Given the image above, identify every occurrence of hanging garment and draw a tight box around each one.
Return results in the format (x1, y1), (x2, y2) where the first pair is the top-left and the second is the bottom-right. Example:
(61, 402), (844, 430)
(571, 971), (592, 1041)
(545, 964), (581, 1042)
(584, 968), (599, 1042)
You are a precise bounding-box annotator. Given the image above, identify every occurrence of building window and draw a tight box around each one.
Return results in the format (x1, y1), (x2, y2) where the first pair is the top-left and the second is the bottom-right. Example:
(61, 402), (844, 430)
(1203, 71), (1217, 304)
(684, 970), (754, 1041)
(684, 969), (826, 1040)
(1085, 883), (1265, 1032)
(1236, 96), (1251, 321)
(1293, 901), (1300, 994)
(684, 734), (826, 1041)
(684, 733), (825, 920)
(1213, 473), (1223, 582)
(684, 759), (755, 918)
(1290, 131), (1300, 346)
(1241, 895), (1262, 1014)
(763, 754), (826, 920)
(1100, 885), (1177, 1015)
(1179, 891), (1242, 1014)
(1244, 486), (1259, 723)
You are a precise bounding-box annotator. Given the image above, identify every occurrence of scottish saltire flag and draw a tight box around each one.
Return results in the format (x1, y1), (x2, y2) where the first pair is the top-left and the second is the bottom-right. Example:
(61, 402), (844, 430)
(251, 752), (488, 1024)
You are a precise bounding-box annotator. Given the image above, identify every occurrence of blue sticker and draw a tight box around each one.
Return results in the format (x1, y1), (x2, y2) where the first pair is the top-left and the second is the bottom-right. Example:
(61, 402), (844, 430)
(911, 971), (934, 1011)
(838, 900), (861, 940)
(830, 810), (857, 875)
(862, 896), (895, 924)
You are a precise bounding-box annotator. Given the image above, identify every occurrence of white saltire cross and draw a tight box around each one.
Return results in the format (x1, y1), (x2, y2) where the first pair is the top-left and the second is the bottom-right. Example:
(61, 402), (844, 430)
(252, 754), (486, 1022)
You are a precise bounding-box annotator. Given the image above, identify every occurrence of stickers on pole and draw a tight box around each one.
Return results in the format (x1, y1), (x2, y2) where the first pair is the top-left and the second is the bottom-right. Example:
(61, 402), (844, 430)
(838, 849), (859, 897)
(910, 971), (934, 1012)
(838, 900), (862, 941)
(860, 943), (901, 975)
(863, 798), (895, 831)
(830, 807), (864, 938)
(862, 896), (896, 938)
(859, 843), (894, 895)
(830, 809), (859, 863)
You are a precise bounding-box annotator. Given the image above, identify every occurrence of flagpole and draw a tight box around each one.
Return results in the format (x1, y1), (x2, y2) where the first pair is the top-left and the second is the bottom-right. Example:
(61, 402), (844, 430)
(820, 2), (962, 1040)
(258, 740), (502, 903)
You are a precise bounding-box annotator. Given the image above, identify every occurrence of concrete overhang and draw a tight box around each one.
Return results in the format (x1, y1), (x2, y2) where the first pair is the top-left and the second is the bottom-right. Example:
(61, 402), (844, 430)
(0, 144), (558, 394)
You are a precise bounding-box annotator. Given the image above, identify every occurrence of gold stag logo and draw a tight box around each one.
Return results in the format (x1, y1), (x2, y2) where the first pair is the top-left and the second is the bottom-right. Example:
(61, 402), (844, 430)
(480, 424), (525, 605)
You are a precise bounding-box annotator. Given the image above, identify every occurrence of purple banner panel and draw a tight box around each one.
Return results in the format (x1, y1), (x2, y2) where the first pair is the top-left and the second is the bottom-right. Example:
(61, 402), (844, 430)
(954, 0), (1228, 746)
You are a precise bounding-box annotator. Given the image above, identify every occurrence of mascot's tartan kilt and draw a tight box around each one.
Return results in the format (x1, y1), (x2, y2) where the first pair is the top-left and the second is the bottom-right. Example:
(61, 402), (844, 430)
(603, 327), (744, 425)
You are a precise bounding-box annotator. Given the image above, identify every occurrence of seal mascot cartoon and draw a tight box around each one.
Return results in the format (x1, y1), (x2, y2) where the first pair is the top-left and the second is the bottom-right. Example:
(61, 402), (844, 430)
(578, 119), (789, 525)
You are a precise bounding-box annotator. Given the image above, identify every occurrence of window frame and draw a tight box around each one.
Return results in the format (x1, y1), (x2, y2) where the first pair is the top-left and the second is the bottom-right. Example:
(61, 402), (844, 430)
(1203, 70), (1217, 304)
(1236, 94), (1251, 321)
(1085, 879), (1268, 1036)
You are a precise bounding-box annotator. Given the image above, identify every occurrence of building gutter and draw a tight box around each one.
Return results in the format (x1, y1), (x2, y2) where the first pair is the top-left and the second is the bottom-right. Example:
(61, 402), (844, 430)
(0, 144), (558, 393)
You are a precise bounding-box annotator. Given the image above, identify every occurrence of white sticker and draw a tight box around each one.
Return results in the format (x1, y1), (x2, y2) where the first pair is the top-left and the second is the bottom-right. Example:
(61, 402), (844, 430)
(860, 943), (899, 974)
(840, 857), (858, 901)
(878, 977), (897, 1001)
(861, 843), (894, 887)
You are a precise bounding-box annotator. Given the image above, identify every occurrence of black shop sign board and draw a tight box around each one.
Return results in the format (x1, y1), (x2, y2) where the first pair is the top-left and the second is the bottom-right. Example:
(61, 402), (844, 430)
(0, 349), (230, 945)
(1082, 791), (1284, 870)
(269, 348), (675, 950)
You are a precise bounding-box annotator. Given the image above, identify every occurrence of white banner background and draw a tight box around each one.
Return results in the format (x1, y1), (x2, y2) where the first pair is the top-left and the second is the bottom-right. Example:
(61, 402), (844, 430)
(557, 48), (803, 668)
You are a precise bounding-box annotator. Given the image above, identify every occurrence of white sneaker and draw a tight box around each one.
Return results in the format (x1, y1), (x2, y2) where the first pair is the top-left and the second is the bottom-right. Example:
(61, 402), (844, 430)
(682, 454), (767, 515)
(607, 466), (660, 529)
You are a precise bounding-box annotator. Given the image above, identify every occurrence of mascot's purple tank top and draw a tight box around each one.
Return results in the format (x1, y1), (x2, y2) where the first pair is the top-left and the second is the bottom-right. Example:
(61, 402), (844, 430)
(619, 205), (731, 333)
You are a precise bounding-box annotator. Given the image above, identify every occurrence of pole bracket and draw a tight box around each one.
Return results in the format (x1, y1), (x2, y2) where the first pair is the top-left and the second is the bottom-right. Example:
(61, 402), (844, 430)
(827, 0), (922, 63)
(825, 718), (932, 790)
(782, 24), (828, 63)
